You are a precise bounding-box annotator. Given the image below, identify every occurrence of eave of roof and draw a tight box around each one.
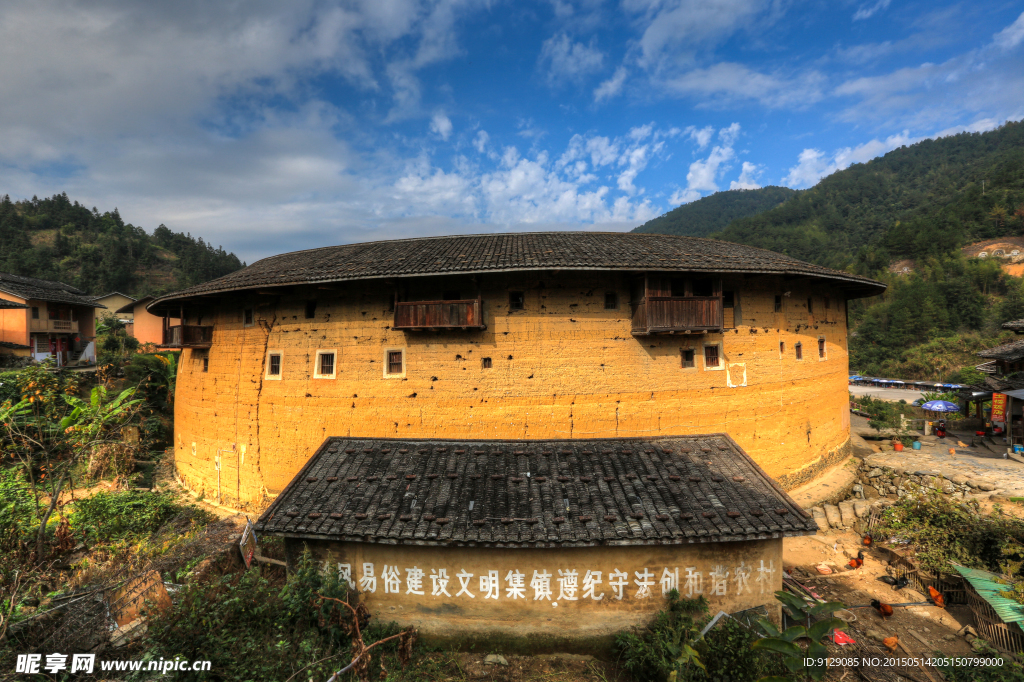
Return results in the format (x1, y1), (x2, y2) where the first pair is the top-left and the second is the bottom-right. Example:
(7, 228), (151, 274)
(148, 232), (885, 312)
(256, 434), (816, 549)
(115, 296), (153, 314)
(978, 339), (1024, 362)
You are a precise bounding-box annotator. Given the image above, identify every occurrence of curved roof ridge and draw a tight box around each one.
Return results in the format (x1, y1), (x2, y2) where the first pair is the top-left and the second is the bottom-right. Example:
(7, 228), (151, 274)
(149, 231), (885, 310)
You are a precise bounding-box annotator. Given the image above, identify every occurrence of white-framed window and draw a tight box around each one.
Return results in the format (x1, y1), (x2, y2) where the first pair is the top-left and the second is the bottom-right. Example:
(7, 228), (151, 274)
(383, 348), (405, 378)
(703, 343), (723, 371)
(314, 350), (337, 379)
(817, 336), (827, 361)
(266, 350), (283, 380)
(243, 307), (255, 328)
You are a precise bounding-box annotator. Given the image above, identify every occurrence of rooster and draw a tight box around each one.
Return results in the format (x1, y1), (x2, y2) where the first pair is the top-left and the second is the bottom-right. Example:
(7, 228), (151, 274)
(928, 586), (945, 609)
(862, 534), (873, 547)
(883, 635), (899, 654)
(847, 550), (865, 570)
(871, 599), (894, 620)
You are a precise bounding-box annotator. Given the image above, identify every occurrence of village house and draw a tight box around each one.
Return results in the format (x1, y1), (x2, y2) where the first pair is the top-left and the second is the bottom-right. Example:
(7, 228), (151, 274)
(977, 319), (1024, 446)
(147, 232), (883, 639)
(89, 292), (137, 321)
(0, 272), (104, 366)
(115, 296), (179, 347)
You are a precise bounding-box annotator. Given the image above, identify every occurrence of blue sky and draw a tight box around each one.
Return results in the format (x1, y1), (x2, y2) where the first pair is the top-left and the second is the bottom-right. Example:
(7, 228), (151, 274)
(2, 0), (1023, 263)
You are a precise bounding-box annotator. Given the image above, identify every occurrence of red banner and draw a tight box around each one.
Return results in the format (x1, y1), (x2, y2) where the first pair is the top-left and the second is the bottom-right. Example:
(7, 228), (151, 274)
(992, 393), (1007, 423)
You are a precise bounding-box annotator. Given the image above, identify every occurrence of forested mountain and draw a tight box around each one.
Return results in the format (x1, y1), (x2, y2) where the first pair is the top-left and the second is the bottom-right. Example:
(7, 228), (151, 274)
(637, 120), (1024, 380)
(633, 186), (797, 237)
(0, 193), (243, 297)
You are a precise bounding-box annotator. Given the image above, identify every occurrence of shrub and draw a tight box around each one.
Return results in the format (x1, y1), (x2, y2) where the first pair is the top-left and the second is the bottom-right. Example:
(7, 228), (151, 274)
(70, 491), (180, 543)
(0, 467), (39, 553)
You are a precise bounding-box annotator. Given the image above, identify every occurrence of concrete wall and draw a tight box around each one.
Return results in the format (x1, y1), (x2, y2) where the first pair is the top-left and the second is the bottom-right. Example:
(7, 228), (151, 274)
(172, 272), (852, 509)
(287, 537), (783, 646)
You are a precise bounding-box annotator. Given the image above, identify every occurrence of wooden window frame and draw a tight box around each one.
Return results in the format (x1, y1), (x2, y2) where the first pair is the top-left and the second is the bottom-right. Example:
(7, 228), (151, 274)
(779, 340), (785, 357)
(482, 357), (493, 369)
(243, 307), (255, 328)
(314, 350), (337, 379)
(31, 306), (39, 320)
(383, 348), (406, 379)
(203, 356), (209, 373)
(817, 336), (827, 361)
(508, 291), (525, 311)
(703, 343), (723, 371)
(604, 291), (618, 310)
(681, 348), (695, 369)
(774, 295), (782, 313)
(266, 350), (283, 380)
(795, 342), (803, 361)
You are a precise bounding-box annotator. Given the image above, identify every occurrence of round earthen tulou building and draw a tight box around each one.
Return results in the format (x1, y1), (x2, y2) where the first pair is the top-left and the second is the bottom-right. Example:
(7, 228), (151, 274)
(150, 232), (884, 642)
(149, 232), (884, 509)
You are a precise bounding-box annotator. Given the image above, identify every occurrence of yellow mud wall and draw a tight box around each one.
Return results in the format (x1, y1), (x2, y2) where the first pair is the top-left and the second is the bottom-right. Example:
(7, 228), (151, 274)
(172, 273), (851, 509)
(291, 538), (783, 643)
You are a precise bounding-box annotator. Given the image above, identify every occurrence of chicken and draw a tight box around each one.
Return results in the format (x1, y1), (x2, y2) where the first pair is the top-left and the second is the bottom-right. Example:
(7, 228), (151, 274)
(879, 575), (911, 590)
(957, 440), (968, 448)
(847, 550), (865, 570)
(883, 635), (899, 654)
(862, 534), (873, 547)
(871, 599), (894, 620)
(928, 585), (945, 609)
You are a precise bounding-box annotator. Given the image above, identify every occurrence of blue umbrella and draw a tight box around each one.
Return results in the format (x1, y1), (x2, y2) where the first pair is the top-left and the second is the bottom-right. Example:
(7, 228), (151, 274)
(922, 400), (960, 413)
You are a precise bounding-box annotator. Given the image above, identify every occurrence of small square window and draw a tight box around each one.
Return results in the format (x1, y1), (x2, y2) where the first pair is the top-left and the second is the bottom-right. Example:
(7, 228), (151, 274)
(268, 353), (282, 376)
(305, 300), (317, 319)
(31, 306), (39, 319)
(818, 337), (826, 359)
(703, 345), (720, 369)
(774, 295), (782, 312)
(795, 342), (803, 360)
(314, 350), (336, 379)
(482, 357), (493, 369)
(509, 291), (525, 310)
(387, 350), (403, 375)
(604, 292), (618, 310)
(243, 308), (254, 327)
(681, 349), (695, 368)
(807, 297), (814, 314)
(203, 357), (209, 373)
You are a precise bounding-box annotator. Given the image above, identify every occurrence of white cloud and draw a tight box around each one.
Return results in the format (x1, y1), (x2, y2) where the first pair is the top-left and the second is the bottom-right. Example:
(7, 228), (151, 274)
(539, 33), (604, 85)
(669, 188), (701, 205)
(684, 125), (714, 150)
(662, 62), (826, 109)
(473, 130), (490, 154)
(594, 67), (628, 102)
(994, 12), (1024, 50)
(853, 0), (890, 21)
(430, 111), (453, 140)
(729, 162), (762, 190)
(686, 145), (734, 193)
(783, 130), (915, 188)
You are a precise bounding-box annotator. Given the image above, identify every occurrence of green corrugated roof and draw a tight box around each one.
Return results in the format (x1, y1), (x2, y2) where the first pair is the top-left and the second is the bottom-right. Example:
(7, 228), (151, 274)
(952, 564), (1024, 624)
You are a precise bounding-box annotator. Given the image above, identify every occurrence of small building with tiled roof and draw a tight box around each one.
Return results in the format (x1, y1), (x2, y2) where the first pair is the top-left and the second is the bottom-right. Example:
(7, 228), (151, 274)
(115, 296), (179, 346)
(257, 434), (813, 641)
(150, 231), (883, 514)
(0, 272), (104, 365)
(89, 292), (137, 321)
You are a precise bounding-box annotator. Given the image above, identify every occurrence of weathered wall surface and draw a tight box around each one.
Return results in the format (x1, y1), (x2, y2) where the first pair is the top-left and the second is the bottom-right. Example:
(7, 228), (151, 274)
(287, 537), (783, 645)
(131, 304), (173, 346)
(172, 273), (851, 509)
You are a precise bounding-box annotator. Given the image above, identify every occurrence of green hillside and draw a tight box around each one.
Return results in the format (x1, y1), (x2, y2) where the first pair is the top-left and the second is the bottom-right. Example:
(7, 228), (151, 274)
(637, 120), (1024, 380)
(0, 193), (243, 297)
(632, 186), (797, 237)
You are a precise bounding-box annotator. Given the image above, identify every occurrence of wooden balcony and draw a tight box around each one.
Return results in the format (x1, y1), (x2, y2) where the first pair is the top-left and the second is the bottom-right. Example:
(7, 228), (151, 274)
(631, 297), (723, 335)
(161, 324), (214, 348)
(30, 319), (79, 333)
(394, 299), (485, 331)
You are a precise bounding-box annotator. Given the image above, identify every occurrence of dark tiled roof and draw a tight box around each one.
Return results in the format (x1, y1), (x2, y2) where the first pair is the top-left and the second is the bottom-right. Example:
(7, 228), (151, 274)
(1003, 319), (1024, 332)
(256, 435), (816, 548)
(978, 339), (1024, 362)
(89, 292), (136, 302)
(0, 299), (27, 308)
(151, 232), (885, 310)
(0, 341), (30, 350)
(115, 296), (152, 315)
(0, 272), (105, 307)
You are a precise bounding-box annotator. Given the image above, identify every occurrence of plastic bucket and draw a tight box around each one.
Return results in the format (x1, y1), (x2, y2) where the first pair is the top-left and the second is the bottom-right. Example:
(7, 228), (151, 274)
(912, 441), (922, 450)
(894, 442), (904, 452)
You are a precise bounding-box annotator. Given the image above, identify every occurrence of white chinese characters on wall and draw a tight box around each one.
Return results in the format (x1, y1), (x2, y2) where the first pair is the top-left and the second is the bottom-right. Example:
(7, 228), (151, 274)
(335, 560), (775, 604)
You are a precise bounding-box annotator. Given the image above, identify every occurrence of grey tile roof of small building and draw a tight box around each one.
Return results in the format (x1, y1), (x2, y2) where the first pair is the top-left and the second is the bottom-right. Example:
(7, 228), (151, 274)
(89, 292), (136, 302)
(0, 340), (30, 350)
(0, 272), (106, 307)
(256, 435), (816, 548)
(151, 232), (885, 311)
(978, 338), (1024, 362)
(0, 299), (27, 308)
